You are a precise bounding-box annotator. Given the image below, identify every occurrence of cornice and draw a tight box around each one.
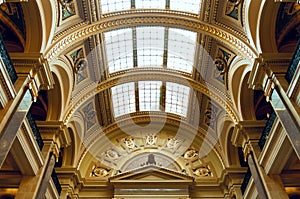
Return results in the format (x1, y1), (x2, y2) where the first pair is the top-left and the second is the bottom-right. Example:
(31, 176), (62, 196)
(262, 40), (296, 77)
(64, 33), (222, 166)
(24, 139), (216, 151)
(46, 14), (258, 62)
(63, 69), (239, 126)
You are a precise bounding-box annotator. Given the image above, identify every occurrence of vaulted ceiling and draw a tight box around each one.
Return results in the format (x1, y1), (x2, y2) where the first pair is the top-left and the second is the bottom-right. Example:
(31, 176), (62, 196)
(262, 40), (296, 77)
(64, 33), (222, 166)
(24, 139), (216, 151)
(1, 0), (299, 197)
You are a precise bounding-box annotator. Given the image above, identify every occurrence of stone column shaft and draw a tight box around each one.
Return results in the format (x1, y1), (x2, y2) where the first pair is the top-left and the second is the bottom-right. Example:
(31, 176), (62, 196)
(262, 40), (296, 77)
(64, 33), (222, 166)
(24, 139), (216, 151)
(0, 89), (32, 167)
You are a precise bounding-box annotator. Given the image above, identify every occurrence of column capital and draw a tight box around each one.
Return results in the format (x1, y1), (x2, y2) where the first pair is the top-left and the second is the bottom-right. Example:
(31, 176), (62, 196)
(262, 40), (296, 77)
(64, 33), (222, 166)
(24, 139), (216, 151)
(248, 53), (292, 91)
(231, 120), (266, 148)
(11, 53), (54, 101)
(36, 121), (71, 160)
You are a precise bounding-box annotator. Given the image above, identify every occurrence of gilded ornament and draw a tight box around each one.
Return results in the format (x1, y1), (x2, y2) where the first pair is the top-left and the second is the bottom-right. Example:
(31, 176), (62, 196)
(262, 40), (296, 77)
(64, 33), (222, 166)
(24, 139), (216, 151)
(123, 137), (135, 149)
(145, 134), (157, 146)
(166, 138), (180, 149)
(193, 167), (211, 177)
(92, 167), (109, 177)
(105, 149), (120, 159)
(183, 149), (198, 159)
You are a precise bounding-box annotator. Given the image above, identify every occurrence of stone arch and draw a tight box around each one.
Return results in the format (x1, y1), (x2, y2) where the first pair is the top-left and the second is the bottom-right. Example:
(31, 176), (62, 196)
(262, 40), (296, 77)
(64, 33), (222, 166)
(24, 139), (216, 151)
(228, 56), (253, 120)
(46, 72), (62, 120)
(49, 61), (73, 120)
(240, 71), (256, 120)
(22, 0), (56, 52)
(243, 0), (279, 53)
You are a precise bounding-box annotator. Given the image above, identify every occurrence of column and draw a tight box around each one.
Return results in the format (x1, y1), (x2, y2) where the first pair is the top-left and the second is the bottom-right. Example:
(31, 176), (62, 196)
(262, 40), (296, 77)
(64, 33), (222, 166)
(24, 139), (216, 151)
(0, 89), (32, 167)
(0, 53), (54, 167)
(248, 52), (300, 159)
(232, 120), (290, 198)
(15, 121), (69, 199)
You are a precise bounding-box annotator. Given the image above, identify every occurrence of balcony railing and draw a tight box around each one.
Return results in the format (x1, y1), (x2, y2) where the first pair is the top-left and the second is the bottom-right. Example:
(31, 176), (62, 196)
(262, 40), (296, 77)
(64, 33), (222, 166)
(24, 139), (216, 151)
(241, 168), (252, 195)
(26, 112), (44, 150)
(285, 39), (300, 84)
(258, 111), (277, 150)
(0, 33), (18, 84)
(51, 169), (62, 195)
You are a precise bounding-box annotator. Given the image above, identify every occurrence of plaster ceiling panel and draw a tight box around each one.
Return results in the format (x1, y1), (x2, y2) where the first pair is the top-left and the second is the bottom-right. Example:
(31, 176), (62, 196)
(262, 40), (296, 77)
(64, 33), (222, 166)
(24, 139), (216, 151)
(213, 0), (246, 38)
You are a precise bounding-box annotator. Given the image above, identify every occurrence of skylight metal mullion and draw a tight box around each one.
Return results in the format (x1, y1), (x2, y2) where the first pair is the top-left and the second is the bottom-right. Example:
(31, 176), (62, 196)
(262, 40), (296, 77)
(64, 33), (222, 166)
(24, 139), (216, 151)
(163, 27), (169, 68)
(192, 33), (201, 79)
(166, 0), (170, 8)
(100, 33), (109, 80)
(132, 27), (138, 68)
(160, 82), (166, 111)
(135, 81), (139, 111)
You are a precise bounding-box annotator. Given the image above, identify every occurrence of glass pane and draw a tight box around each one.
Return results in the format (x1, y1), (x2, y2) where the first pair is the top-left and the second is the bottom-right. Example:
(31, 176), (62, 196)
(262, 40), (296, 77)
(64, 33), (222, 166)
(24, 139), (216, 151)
(165, 82), (190, 116)
(139, 81), (162, 111)
(170, 0), (201, 14)
(104, 28), (134, 73)
(111, 82), (136, 117)
(167, 28), (197, 73)
(135, 0), (166, 9)
(100, 0), (131, 14)
(136, 26), (165, 67)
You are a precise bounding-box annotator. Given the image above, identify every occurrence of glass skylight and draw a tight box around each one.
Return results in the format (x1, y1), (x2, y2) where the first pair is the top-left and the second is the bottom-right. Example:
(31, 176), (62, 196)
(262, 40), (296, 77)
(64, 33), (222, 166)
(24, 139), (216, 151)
(104, 26), (197, 74)
(100, 0), (131, 14)
(100, 0), (201, 14)
(111, 81), (190, 117)
(136, 26), (164, 67)
(169, 0), (201, 14)
(135, 0), (166, 9)
(139, 81), (162, 111)
(111, 82), (136, 117)
(165, 82), (190, 116)
(104, 28), (134, 73)
(167, 28), (197, 73)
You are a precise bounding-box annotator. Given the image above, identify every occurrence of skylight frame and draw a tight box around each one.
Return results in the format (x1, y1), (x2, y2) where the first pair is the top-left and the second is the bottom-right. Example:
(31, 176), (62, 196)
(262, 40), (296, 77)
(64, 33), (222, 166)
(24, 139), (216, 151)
(165, 82), (190, 117)
(138, 81), (162, 111)
(111, 81), (191, 118)
(100, 0), (202, 15)
(135, 0), (166, 9)
(136, 26), (165, 68)
(167, 28), (197, 73)
(111, 82), (136, 117)
(104, 28), (134, 73)
(100, 0), (131, 14)
(104, 26), (198, 74)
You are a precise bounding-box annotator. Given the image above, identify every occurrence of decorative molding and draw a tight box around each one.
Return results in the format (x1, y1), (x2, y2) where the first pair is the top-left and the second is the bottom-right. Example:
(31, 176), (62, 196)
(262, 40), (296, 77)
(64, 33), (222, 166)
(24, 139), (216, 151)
(10, 53), (54, 100)
(64, 69), (239, 127)
(45, 15), (257, 62)
(36, 121), (71, 152)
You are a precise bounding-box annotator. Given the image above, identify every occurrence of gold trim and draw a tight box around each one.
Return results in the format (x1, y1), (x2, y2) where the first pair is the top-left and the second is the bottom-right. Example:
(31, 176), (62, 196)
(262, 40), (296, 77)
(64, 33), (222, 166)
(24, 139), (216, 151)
(46, 14), (258, 62)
